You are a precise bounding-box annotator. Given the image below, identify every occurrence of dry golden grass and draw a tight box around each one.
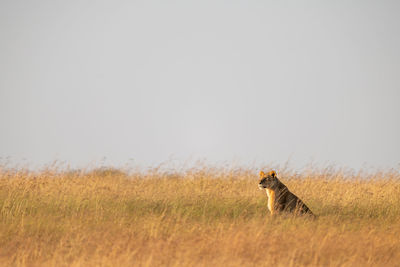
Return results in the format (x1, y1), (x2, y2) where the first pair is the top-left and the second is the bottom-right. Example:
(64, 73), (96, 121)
(0, 166), (400, 266)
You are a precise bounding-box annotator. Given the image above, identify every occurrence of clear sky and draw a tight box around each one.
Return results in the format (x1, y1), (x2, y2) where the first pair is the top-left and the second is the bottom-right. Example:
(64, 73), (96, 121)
(1, 0), (399, 170)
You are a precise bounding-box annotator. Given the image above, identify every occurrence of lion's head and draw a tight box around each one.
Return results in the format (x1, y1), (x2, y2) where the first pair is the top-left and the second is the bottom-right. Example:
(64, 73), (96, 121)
(258, 170), (278, 190)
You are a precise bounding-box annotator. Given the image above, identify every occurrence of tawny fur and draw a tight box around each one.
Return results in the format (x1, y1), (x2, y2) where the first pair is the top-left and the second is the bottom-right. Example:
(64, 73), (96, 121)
(258, 171), (315, 217)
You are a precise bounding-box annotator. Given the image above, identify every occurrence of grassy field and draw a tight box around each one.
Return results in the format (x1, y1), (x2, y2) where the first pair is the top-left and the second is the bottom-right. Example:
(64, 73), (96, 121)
(0, 166), (399, 266)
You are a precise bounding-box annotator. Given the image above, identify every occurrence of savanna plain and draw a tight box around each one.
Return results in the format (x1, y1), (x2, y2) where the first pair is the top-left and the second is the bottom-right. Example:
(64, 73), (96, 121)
(1, 165), (400, 267)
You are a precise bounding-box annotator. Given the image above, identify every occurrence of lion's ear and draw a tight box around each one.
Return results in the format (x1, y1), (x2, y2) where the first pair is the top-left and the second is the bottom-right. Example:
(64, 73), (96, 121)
(269, 170), (276, 177)
(259, 171), (265, 178)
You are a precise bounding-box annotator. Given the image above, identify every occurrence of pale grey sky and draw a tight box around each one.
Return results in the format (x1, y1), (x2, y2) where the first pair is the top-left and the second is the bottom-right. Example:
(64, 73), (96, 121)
(1, 0), (399, 170)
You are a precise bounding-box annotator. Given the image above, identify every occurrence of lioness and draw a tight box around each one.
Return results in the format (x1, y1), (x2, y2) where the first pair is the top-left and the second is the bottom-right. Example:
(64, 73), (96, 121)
(258, 170), (314, 217)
